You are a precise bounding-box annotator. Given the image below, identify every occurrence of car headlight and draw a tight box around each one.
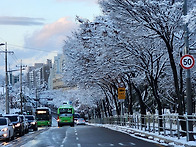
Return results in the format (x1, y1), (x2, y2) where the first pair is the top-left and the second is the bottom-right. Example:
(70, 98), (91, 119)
(31, 122), (36, 125)
(3, 133), (8, 137)
(15, 123), (21, 127)
(1, 128), (8, 132)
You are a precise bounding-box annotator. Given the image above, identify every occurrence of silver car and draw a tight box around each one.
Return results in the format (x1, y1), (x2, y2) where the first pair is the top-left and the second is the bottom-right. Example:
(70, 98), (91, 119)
(0, 117), (15, 141)
(76, 118), (86, 125)
(19, 115), (29, 134)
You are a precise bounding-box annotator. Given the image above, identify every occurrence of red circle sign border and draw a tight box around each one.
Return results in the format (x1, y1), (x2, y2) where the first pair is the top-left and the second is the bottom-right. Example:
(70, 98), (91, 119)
(180, 54), (195, 69)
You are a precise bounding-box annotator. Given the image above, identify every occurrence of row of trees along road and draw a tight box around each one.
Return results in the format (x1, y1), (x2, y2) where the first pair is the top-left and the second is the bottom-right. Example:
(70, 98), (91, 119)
(62, 0), (196, 138)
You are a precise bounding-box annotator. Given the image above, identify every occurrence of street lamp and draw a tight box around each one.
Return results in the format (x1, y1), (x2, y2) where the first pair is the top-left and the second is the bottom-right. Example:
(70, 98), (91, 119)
(183, 0), (194, 141)
(0, 42), (9, 114)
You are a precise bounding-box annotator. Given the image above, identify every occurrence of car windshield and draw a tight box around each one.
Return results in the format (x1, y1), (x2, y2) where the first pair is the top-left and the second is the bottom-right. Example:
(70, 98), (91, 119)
(74, 114), (80, 118)
(25, 116), (34, 120)
(19, 116), (24, 121)
(0, 118), (7, 125)
(5, 116), (18, 122)
(78, 118), (84, 121)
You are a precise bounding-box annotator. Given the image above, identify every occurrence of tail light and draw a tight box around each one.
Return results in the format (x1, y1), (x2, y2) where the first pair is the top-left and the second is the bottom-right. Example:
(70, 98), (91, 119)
(57, 116), (60, 122)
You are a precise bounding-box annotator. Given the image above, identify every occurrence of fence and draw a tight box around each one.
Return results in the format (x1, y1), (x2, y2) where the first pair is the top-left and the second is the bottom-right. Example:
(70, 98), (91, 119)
(89, 114), (196, 141)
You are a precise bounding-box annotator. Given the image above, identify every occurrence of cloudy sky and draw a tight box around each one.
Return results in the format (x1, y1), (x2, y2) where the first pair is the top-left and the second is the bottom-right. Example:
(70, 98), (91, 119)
(0, 0), (101, 75)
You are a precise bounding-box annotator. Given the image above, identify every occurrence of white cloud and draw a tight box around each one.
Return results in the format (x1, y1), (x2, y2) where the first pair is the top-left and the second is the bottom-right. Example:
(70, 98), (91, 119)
(11, 17), (79, 72)
(0, 16), (44, 26)
(25, 17), (78, 50)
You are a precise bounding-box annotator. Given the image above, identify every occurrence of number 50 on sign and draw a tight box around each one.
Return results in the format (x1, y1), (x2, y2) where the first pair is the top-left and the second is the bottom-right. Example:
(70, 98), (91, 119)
(180, 54), (195, 69)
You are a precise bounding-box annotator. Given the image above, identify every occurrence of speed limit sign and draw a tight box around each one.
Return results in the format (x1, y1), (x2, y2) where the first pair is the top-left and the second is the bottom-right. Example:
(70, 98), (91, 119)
(180, 54), (195, 69)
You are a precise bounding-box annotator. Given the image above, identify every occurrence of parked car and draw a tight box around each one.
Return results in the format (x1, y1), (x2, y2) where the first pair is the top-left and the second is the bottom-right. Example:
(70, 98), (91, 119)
(0, 117), (15, 141)
(4, 114), (25, 136)
(19, 115), (29, 134)
(75, 118), (85, 125)
(25, 115), (38, 131)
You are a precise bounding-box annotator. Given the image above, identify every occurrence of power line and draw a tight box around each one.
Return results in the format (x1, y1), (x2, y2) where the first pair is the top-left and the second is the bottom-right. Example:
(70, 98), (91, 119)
(9, 44), (59, 53)
(10, 54), (20, 65)
(0, 46), (5, 52)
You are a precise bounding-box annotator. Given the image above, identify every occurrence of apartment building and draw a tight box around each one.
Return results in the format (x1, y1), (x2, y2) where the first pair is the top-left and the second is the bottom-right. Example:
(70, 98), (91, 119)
(27, 60), (52, 89)
(48, 54), (66, 90)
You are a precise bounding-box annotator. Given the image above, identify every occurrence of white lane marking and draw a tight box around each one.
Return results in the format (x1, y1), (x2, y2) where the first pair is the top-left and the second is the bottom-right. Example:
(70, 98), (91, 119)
(75, 132), (78, 135)
(62, 131), (67, 144)
(130, 142), (136, 145)
(62, 136), (67, 144)
(76, 137), (79, 140)
(60, 145), (63, 147)
(98, 143), (114, 146)
(77, 144), (81, 147)
(119, 143), (124, 146)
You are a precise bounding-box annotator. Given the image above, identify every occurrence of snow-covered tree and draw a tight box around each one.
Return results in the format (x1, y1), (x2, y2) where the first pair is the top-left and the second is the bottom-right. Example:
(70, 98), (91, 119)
(61, 0), (196, 120)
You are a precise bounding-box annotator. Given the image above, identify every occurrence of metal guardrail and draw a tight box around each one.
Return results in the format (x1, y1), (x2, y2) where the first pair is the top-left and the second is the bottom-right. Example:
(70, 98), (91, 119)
(89, 114), (196, 141)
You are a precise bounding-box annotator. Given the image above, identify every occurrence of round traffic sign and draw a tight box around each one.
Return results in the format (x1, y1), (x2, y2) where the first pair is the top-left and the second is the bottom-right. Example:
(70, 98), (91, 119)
(180, 54), (195, 69)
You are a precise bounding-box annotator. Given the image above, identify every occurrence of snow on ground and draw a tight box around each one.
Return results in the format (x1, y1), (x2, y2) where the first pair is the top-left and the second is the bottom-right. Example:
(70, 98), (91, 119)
(88, 123), (196, 147)
(52, 117), (58, 127)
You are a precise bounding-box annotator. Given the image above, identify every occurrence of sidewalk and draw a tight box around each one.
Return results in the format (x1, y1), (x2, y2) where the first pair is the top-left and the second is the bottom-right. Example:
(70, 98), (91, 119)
(88, 123), (196, 147)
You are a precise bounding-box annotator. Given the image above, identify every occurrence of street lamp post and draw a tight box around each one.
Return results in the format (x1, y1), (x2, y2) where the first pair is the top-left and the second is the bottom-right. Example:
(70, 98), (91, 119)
(0, 42), (9, 114)
(183, 0), (194, 141)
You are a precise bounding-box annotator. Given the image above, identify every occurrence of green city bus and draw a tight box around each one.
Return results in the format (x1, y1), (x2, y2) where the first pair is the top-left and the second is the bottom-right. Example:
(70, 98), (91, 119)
(35, 107), (52, 127)
(57, 104), (74, 127)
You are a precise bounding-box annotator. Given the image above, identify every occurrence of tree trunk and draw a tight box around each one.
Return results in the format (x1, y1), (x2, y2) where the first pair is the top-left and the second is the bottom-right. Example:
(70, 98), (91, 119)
(132, 82), (146, 126)
(113, 93), (120, 116)
(105, 95), (113, 117)
(128, 84), (133, 115)
(102, 99), (108, 117)
(163, 38), (186, 133)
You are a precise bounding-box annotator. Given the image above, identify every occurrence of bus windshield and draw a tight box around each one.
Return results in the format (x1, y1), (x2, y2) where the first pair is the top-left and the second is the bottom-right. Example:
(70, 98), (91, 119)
(36, 109), (51, 121)
(36, 114), (50, 121)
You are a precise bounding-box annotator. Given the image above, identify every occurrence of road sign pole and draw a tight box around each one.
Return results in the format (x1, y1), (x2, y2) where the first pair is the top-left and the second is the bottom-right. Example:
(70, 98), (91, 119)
(121, 101), (123, 125)
(118, 87), (125, 125)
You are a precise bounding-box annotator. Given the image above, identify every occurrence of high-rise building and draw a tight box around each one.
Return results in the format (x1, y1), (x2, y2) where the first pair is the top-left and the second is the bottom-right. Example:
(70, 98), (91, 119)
(48, 54), (66, 90)
(26, 60), (52, 90)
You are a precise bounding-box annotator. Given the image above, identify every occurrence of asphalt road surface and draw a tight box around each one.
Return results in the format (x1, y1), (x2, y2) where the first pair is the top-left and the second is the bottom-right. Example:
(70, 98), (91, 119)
(1, 125), (165, 147)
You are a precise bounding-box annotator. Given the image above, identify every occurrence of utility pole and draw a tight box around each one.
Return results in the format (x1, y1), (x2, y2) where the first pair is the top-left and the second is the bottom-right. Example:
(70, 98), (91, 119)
(0, 42), (14, 114)
(183, 0), (194, 141)
(16, 60), (27, 114)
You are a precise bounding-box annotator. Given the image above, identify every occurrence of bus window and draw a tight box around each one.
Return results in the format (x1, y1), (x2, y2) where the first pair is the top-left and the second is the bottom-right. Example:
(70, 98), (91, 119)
(59, 108), (72, 114)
